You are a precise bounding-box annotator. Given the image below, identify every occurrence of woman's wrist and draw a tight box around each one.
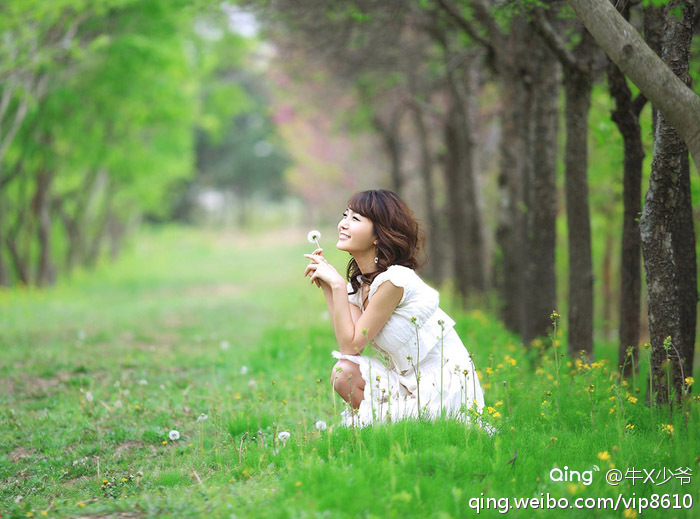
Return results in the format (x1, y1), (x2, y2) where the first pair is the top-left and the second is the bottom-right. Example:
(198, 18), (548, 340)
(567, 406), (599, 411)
(330, 279), (346, 291)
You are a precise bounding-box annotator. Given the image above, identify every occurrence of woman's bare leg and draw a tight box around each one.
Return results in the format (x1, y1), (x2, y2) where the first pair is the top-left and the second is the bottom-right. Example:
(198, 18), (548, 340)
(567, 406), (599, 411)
(330, 359), (365, 409)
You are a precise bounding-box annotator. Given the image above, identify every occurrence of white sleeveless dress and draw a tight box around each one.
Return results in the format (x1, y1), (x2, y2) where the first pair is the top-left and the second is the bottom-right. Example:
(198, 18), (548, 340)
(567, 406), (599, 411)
(331, 265), (493, 433)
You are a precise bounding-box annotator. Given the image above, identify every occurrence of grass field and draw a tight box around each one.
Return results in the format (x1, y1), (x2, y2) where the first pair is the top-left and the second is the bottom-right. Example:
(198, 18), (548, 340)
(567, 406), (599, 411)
(1, 225), (698, 518)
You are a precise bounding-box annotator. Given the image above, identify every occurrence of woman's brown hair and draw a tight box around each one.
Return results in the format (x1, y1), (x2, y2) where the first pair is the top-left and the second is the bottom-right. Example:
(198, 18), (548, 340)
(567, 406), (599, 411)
(345, 189), (425, 295)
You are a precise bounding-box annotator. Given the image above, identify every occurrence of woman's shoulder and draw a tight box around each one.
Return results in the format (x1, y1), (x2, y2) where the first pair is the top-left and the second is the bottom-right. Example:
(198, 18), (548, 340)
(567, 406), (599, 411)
(370, 264), (417, 292)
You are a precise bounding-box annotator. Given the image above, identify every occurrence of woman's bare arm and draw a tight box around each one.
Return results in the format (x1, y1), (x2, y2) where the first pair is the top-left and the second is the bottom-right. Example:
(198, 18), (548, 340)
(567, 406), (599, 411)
(329, 280), (402, 355)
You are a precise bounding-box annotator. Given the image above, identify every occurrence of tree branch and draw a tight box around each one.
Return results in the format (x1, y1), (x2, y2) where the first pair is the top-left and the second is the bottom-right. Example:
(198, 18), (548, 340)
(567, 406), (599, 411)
(436, 0), (492, 50)
(530, 8), (581, 72)
(567, 0), (700, 174)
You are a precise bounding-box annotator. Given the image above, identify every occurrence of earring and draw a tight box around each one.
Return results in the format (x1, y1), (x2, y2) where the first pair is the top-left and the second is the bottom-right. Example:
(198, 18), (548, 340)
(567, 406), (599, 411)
(374, 256), (378, 264)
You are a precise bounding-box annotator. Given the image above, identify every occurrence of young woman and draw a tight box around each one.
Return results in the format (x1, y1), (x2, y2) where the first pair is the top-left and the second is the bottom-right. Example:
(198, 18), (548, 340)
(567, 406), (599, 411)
(303, 189), (491, 432)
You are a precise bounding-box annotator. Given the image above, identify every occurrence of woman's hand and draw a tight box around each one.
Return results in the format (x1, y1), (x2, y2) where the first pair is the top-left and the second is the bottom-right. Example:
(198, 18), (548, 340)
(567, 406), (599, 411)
(305, 248), (325, 288)
(304, 249), (344, 288)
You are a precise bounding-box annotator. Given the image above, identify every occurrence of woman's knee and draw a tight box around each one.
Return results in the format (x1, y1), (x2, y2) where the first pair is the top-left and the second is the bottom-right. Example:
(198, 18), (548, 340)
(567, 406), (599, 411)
(330, 359), (359, 387)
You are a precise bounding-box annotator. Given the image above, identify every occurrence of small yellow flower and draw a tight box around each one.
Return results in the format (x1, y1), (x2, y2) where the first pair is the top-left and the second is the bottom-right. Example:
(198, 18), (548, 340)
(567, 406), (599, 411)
(685, 377), (694, 386)
(494, 400), (503, 407)
(627, 396), (638, 404)
(550, 436), (558, 442)
(609, 407), (616, 414)
(486, 367), (494, 375)
(122, 477), (127, 482)
(295, 481), (303, 487)
(504, 355), (516, 366)
(623, 508), (638, 518)
(41, 512), (48, 517)
(162, 440), (167, 445)
(77, 502), (86, 507)
(661, 423), (674, 436)
(625, 424), (634, 430)
(487, 406), (496, 414)
(597, 451), (611, 461)
(103, 479), (108, 483)
(492, 411), (502, 418)
(608, 396), (616, 401)
(26, 513), (34, 518)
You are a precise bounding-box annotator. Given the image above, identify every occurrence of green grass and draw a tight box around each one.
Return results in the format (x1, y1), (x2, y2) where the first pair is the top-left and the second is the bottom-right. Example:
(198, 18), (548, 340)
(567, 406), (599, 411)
(1, 225), (698, 518)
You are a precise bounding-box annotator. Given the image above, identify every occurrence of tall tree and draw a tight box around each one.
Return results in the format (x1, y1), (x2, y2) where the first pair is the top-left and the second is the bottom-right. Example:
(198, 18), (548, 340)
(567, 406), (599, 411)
(566, 0), (700, 174)
(531, 5), (599, 360)
(638, 0), (696, 404)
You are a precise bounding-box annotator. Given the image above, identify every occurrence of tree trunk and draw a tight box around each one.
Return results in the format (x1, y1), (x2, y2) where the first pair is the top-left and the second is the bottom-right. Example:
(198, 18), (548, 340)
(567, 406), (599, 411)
(607, 53), (646, 377)
(494, 22), (529, 334)
(373, 111), (404, 195)
(409, 98), (443, 284)
(567, 0), (700, 173)
(35, 168), (56, 286)
(640, 0), (696, 405)
(85, 180), (114, 268)
(460, 57), (486, 294)
(0, 193), (8, 286)
(564, 29), (596, 361)
(523, 27), (560, 345)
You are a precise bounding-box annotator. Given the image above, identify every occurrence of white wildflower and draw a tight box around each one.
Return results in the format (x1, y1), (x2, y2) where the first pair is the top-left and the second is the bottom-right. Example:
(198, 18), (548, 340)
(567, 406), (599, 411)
(277, 431), (291, 444)
(85, 391), (94, 402)
(168, 430), (180, 441)
(315, 420), (327, 431)
(138, 379), (148, 386)
(307, 230), (322, 249)
(197, 413), (208, 422)
(248, 379), (257, 390)
(219, 340), (230, 350)
(240, 365), (248, 375)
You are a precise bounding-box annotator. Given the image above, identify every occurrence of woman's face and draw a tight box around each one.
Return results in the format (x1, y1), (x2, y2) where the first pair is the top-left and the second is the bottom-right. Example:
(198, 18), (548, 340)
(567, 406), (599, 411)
(337, 207), (377, 254)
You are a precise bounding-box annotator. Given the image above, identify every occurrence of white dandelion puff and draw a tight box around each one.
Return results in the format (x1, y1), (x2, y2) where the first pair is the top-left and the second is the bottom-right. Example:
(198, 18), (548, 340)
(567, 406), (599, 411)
(85, 391), (94, 402)
(168, 430), (180, 441)
(307, 230), (322, 249)
(240, 365), (248, 375)
(277, 431), (291, 444)
(248, 379), (257, 390)
(197, 413), (208, 422)
(138, 379), (148, 386)
(219, 340), (230, 351)
(315, 420), (327, 431)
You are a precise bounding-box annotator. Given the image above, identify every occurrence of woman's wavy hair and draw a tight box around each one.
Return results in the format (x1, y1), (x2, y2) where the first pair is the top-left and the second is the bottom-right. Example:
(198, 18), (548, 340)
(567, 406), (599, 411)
(345, 189), (426, 295)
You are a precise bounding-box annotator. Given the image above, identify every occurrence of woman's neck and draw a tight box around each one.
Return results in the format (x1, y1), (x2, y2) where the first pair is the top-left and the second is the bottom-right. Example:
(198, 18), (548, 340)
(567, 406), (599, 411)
(353, 251), (377, 278)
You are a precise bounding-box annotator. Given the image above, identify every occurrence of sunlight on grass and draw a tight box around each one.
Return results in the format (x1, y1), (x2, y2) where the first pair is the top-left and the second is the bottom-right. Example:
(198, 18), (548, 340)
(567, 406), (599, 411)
(1, 225), (698, 518)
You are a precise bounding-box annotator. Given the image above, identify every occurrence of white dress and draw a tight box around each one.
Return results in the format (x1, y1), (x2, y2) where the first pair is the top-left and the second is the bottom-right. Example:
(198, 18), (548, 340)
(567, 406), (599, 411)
(332, 265), (494, 434)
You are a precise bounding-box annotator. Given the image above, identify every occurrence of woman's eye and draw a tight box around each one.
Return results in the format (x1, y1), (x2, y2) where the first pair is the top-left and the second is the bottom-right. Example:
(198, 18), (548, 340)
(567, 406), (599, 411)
(353, 217), (360, 221)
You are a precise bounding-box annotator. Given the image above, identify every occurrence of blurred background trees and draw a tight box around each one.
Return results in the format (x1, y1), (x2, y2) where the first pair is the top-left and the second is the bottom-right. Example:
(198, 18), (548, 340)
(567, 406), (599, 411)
(1, 0), (698, 401)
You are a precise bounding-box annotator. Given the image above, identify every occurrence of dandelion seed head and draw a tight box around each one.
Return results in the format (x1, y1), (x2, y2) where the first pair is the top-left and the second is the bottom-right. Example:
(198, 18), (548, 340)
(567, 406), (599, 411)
(278, 431), (291, 442)
(315, 420), (327, 431)
(240, 366), (248, 375)
(168, 430), (180, 441)
(307, 230), (321, 244)
(138, 379), (148, 386)
(197, 413), (208, 422)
